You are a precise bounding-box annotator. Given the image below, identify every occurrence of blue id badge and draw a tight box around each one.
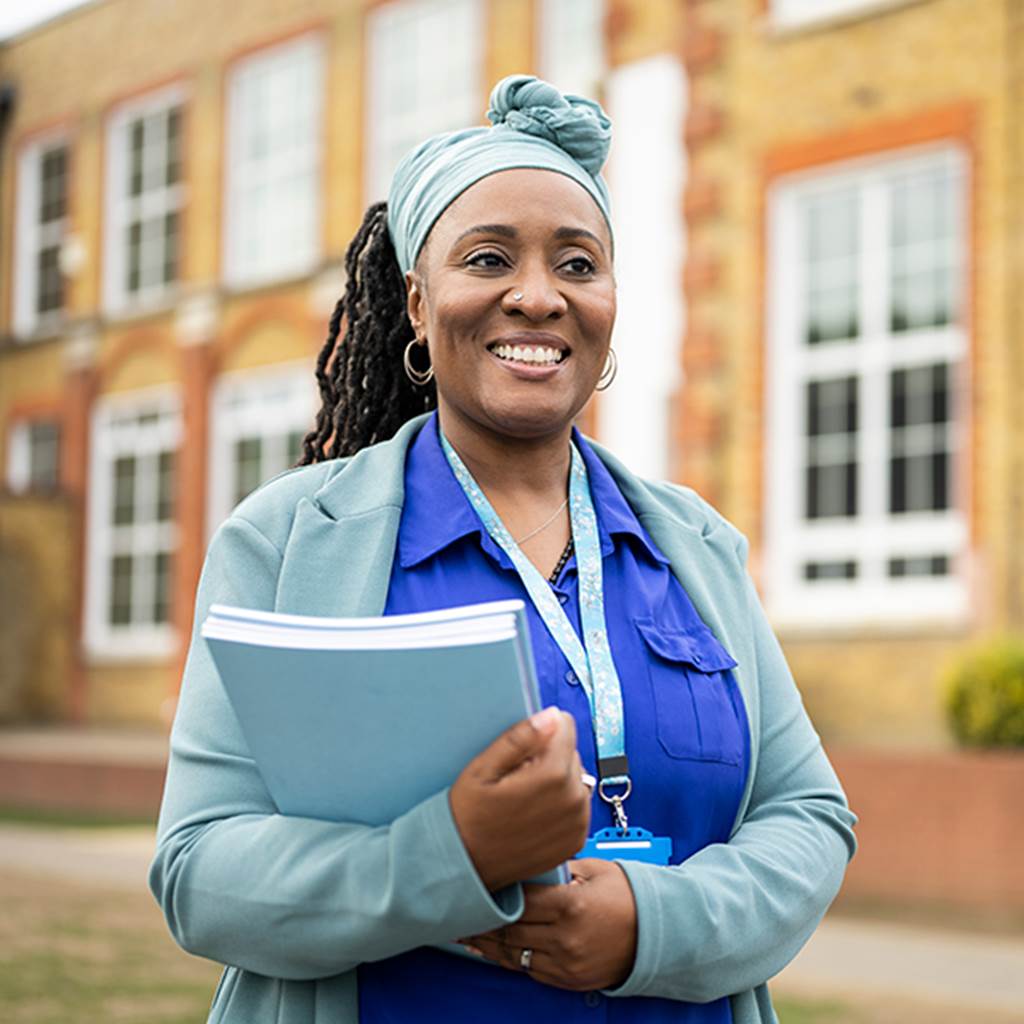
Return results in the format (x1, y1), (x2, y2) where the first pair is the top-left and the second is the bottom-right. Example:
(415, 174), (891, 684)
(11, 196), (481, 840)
(580, 827), (672, 865)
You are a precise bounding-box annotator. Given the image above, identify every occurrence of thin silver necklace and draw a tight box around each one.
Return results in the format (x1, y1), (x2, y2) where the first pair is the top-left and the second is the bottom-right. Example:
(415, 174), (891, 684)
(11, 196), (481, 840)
(514, 496), (569, 545)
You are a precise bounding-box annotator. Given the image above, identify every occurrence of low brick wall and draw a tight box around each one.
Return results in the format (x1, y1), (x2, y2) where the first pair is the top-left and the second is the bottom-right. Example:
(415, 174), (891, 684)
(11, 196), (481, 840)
(0, 756), (166, 819)
(2, 741), (1022, 920)
(829, 747), (1024, 918)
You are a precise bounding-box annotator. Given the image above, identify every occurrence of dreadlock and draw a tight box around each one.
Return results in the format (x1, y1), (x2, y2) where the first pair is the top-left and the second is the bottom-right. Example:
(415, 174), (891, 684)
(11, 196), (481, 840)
(300, 202), (436, 464)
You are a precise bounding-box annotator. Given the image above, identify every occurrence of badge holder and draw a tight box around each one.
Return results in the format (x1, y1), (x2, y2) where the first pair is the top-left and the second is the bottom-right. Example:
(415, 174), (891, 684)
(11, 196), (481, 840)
(580, 826), (672, 865)
(580, 772), (673, 865)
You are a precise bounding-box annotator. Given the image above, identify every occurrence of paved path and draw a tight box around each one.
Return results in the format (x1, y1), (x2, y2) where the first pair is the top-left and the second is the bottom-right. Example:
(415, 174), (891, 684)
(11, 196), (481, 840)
(0, 822), (156, 891)
(773, 915), (1024, 1017)
(2, 822), (1022, 1017)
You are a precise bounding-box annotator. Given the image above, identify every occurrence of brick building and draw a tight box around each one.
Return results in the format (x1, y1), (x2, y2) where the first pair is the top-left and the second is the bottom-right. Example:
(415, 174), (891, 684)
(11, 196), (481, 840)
(1, 0), (1021, 746)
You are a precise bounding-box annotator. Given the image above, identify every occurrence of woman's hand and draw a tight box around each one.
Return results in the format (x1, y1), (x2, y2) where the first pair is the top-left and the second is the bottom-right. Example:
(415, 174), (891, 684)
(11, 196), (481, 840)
(450, 707), (591, 892)
(460, 859), (638, 991)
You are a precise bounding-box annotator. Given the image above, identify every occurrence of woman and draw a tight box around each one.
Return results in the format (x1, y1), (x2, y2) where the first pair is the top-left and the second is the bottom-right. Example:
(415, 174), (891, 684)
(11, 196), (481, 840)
(150, 76), (857, 1024)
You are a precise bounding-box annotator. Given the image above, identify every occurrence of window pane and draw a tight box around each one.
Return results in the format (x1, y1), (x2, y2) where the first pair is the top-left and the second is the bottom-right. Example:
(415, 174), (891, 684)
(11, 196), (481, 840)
(27, 422), (60, 489)
(112, 456), (136, 525)
(157, 450), (175, 522)
(234, 437), (263, 505)
(889, 363), (952, 513)
(40, 145), (68, 224)
(36, 245), (63, 315)
(163, 210), (180, 285)
(803, 560), (857, 581)
(127, 221), (142, 294)
(890, 167), (960, 332)
(889, 555), (950, 578)
(805, 376), (858, 519)
(109, 554), (133, 625)
(166, 107), (182, 186)
(129, 119), (145, 197)
(153, 550), (172, 624)
(803, 190), (859, 345)
(286, 430), (304, 467)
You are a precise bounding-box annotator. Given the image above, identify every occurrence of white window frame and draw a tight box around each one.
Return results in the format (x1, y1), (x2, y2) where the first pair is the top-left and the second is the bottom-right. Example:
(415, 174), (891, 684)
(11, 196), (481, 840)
(768, 0), (926, 33)
(223, 32), (325, 289)
(365, 0), (484, 203)
(103, 83), (187, 316)
(764, 145), (970, 631)
(207, 362), (316, 538)
(13, 130), (69, 339)
(84, 386), (182, 660)
(6, 418), (61, 493)
(536, 0), (606, 100)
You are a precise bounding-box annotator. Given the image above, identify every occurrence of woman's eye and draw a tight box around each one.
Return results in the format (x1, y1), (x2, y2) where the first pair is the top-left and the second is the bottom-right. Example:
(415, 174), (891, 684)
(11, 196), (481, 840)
(563, 255), (596, 275)
(466, 251), (509, 270)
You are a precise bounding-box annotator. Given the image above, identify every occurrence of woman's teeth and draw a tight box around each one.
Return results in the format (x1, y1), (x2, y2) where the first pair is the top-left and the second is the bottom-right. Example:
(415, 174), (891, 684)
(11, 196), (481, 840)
(491, 344), (565, 365)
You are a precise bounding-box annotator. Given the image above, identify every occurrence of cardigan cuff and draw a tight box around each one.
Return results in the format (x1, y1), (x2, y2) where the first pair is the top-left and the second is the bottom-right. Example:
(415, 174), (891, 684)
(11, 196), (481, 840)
(599, 859), (662, 998)
(423, 787), (525, 931)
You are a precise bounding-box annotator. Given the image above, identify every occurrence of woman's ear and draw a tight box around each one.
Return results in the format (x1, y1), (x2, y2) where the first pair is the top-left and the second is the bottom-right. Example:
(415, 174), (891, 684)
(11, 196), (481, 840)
(406, 270), (424, 340)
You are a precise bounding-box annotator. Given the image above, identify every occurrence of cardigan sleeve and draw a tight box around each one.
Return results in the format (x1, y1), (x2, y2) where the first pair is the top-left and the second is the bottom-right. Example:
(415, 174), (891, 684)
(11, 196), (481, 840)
(602, 533), (857, 1003)
(149, 515), (523, 981)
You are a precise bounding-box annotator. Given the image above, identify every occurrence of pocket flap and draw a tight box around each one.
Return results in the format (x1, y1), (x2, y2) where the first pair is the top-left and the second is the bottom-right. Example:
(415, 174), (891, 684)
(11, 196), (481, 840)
(634, 617), (738, 672)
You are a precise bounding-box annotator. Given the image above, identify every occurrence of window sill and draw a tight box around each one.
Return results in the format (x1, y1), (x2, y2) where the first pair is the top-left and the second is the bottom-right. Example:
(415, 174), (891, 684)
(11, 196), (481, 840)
(759, 0), (931, 39)
(221, 260), (324, 300)
(83, 632), (177, 664)
(5, 317), (68, 349)
(104, 289), (181, 326)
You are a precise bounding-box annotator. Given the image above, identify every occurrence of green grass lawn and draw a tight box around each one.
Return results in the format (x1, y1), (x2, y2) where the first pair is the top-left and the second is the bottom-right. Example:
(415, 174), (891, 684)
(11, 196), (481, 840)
(0, 865), (1011, 1024)
(0, 867), (852, 1024)
(0, 872), (219, 1024)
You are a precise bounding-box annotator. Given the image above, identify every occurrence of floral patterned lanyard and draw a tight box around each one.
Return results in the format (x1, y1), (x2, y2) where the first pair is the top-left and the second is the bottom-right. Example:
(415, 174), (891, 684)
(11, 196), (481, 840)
(440, 431), (633, 827)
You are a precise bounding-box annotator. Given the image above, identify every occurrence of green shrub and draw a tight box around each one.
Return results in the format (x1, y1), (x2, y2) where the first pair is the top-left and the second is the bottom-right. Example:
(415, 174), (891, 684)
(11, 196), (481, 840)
(945, 638), (1024, 747)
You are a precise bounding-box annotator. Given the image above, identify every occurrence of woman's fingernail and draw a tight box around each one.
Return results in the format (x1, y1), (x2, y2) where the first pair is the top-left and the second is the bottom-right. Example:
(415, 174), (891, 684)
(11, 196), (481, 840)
(530, 706), (561, 733)
(462, 944), (484, 957)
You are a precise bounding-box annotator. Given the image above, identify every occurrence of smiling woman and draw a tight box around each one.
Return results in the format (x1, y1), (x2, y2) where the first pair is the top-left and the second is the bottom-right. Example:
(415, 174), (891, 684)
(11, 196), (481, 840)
(150, 75), (857, 1024)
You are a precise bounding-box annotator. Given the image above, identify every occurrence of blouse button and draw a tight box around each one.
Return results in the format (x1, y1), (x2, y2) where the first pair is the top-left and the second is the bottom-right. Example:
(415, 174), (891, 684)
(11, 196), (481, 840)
(565, 670), (579, 686)
(584, 992), (602, 1008)
(557, 592), (569, 605)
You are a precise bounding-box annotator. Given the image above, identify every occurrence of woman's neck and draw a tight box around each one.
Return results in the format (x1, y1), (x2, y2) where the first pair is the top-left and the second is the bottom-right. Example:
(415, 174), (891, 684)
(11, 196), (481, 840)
(437, 406), (573, 506)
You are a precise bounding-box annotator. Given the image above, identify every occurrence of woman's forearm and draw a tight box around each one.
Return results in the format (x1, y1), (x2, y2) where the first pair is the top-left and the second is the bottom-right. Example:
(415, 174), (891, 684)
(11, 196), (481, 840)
(150, 786), (522, 979)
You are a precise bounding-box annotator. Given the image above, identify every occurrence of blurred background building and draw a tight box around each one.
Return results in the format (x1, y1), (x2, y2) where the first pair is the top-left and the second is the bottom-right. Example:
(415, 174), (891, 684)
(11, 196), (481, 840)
(0, 0), (1021, 757)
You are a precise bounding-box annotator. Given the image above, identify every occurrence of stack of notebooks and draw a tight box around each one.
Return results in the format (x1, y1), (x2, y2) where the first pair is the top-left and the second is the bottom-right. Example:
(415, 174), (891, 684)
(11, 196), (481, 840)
(202, 598), (570, 885)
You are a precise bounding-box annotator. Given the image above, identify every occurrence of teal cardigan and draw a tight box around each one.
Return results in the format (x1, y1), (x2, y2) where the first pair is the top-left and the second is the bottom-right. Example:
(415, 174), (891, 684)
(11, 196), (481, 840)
(150, 414), (857, 1024)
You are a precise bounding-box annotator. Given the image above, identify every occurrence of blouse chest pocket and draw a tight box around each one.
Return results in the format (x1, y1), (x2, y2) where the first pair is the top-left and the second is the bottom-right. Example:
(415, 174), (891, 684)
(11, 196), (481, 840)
(635, 617), (744, 766)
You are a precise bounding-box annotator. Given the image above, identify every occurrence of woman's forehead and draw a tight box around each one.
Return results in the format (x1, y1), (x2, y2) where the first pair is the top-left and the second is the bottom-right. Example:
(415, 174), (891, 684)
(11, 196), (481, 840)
(429, 168), (611, 249)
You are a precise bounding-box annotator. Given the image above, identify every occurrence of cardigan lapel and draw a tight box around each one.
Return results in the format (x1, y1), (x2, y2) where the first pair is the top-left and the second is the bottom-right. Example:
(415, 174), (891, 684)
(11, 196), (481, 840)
(274, 415), (430, 619)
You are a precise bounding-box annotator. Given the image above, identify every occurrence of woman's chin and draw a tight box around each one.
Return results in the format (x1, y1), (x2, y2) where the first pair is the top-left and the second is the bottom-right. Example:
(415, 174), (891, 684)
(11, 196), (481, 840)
(477, 397), (585, 442)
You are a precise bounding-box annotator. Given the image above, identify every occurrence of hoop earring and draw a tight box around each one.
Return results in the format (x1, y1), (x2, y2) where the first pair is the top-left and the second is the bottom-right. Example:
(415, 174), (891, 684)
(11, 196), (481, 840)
(403, 339), (434, 386)
(596, 347), (617, 391)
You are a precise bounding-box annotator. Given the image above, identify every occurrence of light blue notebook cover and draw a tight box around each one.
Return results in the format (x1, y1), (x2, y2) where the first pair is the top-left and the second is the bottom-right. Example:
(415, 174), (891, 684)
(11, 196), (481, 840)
(202, 599), (570, 889)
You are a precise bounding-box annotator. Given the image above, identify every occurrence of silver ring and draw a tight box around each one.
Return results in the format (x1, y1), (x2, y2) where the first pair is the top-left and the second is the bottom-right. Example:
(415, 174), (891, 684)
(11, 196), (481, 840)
(519, 947), (533, 971)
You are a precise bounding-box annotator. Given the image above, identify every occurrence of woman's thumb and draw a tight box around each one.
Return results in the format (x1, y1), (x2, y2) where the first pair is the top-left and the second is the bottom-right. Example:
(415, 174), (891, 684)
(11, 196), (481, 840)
(482, 707), (562, 780)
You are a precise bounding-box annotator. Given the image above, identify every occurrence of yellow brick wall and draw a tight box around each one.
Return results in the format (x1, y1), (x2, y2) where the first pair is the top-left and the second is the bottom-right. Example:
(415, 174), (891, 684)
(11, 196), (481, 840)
(695, 0), (1018, 747)
(0, 499), (74, 719)
(4, 0), (687, 725)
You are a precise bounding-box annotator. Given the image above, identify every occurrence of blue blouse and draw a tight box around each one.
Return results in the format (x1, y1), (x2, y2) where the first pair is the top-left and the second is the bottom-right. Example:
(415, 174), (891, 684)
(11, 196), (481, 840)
(358, 413), (750, 1023)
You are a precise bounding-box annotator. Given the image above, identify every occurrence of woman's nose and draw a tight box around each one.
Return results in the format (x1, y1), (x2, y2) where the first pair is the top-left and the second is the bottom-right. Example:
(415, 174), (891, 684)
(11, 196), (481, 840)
(502, 266), (568, 320)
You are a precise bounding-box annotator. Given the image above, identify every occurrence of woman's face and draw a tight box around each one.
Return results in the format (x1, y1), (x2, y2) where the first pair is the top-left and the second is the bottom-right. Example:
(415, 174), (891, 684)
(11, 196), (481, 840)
(406, 168), (616, 443)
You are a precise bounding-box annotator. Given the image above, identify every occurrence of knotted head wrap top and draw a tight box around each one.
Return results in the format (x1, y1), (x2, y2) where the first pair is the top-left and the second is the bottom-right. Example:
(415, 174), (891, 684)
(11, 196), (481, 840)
(387, 74), (613, 275)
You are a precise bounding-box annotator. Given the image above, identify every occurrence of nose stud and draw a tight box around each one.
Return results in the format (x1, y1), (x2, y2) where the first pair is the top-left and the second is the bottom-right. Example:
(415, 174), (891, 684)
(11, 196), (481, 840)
(512, 292), (524, 301)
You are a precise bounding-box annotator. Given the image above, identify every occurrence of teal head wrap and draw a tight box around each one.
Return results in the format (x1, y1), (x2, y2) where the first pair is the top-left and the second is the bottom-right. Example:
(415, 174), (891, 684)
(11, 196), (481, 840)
(387, 74), (613, 275)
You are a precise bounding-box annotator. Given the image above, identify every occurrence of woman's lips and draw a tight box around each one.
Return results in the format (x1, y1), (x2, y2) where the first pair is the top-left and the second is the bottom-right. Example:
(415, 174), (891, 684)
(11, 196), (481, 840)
(486, 342), (569, 379)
